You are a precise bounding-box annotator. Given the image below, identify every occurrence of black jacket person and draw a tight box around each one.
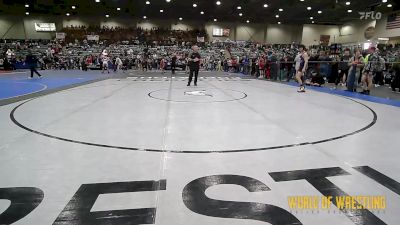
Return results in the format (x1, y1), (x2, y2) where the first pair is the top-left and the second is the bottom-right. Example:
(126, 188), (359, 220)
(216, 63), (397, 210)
(187, 45), (201, 86)
(171, 54), (177, 74)
(25, 52), (42, 78)
(187, 46), (201, 86)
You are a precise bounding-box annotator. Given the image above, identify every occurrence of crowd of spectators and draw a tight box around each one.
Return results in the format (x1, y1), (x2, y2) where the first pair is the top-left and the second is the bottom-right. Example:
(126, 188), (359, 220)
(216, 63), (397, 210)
(61, 25), (207, 44)
(1, 31), (400, 93)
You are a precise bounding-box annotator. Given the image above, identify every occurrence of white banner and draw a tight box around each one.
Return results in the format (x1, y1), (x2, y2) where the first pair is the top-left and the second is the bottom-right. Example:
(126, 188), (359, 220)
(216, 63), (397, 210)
(56, 33), (66, 39)
(35, 23), (56, 32)
(86, 35), (100, 41)
(212, 28), (223, 37)
(197, 36), (205, 42)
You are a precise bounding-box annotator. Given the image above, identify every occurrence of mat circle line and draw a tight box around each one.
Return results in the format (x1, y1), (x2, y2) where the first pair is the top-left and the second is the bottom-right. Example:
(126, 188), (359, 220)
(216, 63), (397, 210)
(9, 85), (377, 154)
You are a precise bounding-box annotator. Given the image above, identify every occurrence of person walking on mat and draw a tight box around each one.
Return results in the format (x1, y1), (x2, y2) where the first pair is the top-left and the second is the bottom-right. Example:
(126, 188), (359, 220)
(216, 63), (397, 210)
(187, 45), (201, 86)
(25, 51), (42, 78)
(171, 53), (177, 74)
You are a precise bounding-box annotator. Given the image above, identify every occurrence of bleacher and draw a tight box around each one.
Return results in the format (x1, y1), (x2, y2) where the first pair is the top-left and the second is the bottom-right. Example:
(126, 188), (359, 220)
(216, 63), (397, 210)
(60, 26), (207, 44)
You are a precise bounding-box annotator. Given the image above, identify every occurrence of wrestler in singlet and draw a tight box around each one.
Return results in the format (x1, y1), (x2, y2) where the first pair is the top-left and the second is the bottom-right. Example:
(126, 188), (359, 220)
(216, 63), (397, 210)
(295, 45), (308, 93)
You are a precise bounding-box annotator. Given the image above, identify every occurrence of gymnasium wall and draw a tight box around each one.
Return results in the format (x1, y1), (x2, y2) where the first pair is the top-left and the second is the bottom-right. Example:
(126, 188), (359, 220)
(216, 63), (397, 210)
(0, 16), (27, 39)
(301, 24), (340, 47)
(338, 20), (377, 44)
(233, 23), (266, 42)
(334, 17), (400, 46)
(0, 15), (302, 44)
(375, 14), (400, 39)
(0, 15), (61, 39)
(1, 15), (400, 45)
(266, 24), (303, 44)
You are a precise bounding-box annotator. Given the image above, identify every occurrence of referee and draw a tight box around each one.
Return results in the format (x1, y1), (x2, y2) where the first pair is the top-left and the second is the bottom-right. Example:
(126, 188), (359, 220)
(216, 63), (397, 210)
(25, 51), (42, 78)
(187, 45), (201, 86)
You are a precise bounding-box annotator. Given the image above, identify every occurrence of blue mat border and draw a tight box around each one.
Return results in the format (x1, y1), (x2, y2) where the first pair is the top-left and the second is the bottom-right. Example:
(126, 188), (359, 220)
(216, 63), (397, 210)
(236, 73), (400, 108)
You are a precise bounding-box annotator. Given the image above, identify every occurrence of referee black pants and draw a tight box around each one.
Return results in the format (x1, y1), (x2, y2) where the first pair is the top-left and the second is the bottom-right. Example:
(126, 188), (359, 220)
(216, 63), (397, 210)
(188, 68), (199, 85)
(30, 66), (42, 78)
(171, 65), (176, 74)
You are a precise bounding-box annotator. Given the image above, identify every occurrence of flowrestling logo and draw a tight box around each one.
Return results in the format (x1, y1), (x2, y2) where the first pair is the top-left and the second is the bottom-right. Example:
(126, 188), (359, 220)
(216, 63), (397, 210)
(359, 11), (382, 20)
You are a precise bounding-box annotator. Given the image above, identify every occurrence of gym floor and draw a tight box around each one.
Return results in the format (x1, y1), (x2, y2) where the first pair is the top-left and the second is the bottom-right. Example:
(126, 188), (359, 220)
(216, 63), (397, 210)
(0, 70), (399, 225)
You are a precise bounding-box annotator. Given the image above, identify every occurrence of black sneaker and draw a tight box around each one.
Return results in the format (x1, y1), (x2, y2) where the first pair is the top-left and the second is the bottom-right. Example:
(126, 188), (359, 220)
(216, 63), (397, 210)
(194, 83), (197, 86)
(187, 84), (190, 86)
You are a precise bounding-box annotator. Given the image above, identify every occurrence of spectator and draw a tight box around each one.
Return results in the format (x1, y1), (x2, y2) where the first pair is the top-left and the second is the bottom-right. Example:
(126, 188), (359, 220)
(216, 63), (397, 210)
(335, 48), (351, 87)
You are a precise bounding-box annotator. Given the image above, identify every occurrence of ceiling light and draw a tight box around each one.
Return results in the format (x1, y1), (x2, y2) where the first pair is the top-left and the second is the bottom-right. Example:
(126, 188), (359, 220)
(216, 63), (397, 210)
(25, 12), (29, 15)
(72, 6), (76, 9)
(117, 7), (121, 11)
(310, 17), (313, 19)
(318, 10), (322, 14)
(278, 21), (281, 24)
(166, 0), (171, 2)
(25, 4), (29, 7)
(95, 0), (100, 2)
(307, 6), (312, 10)
(143, 16), (147, 19)
(275, 14), (279, 18)
(239, 13), (243, 16)
(216, 1), (221, 5)
(246, 20), (250, 23)
(382, 0), (387, 2)
(347, 9), (352, 13)
(193, 3), (197, 7)
(105, 14), (110, 18)
(237, 6), (242, 10)
(66, 13), (70, 16)
(300, 0), (304, 1)
(146, 1), (150, 5)
(387, 4), (392, 7)
(312, 21), (315, 23)
(279, 8), (283, 11)
(179, 17), (183, 20)
(200, 11), (204, 14)
(214, 18), (217, 21)
(263, 4), (268, 7)
(346, 1), (350, 5)
(160, 9), (164, 12)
